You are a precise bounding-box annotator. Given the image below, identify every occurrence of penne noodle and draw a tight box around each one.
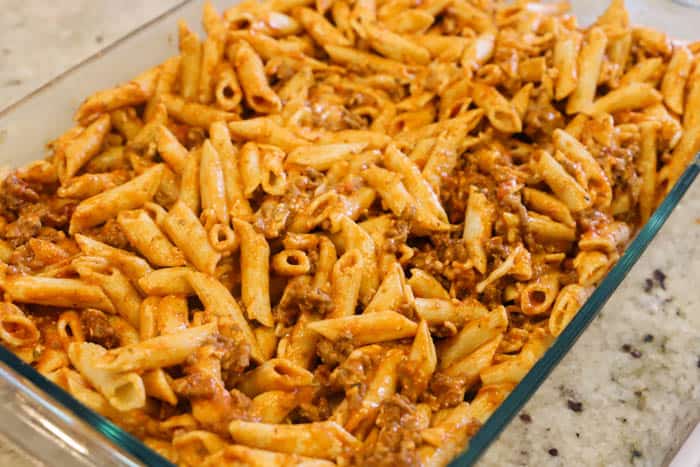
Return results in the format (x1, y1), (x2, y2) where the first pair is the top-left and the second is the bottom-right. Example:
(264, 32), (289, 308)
(234, 219), (273, 327)
(162, 201), (222, 275)
(68, 342), (145, 411)
(234, 40), (283, 114)
(2, 275), (114, 312)
(307, 310), (417, 345)
(187, 270), (263, 363)
(117, 209), (186, 267)
(178, 20), (202, 101)
(566, 27), (607, 115)
(69, 164), (163, 234)
(228, 421), (359, 459)
(95, 323), (217, 372)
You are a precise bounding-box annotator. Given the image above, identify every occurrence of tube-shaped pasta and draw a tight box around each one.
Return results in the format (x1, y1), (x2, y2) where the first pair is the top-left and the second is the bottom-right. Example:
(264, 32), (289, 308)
(638, 121), (659, 224)
(578, 220), (631, 253)
(228, 420), (359, 459)
(307, 310), (417, 345)
(469, 382), (515, 424)
(520, 274), (560, 316)
(74, 66), (159, 124)
(198, 3), (226, 104)
(210, 121), (252, 217)
(187, 270), (263, 363)
(156, 294), (189, 336)
(162, 201), (222, 275)
(138, 267), (195, 296)
(333, 216), (379, 303)
(479, 328), (553, 386)
(235, 40), (282, 114)
(324, 45), (410, 79)
(202, 445), (336, 467)
(2, 275), (114, 312)
(590, 82), (662, 115)
(251, 390), (303, 424)
(553, 30), (581, 100)
(117, 209), (185, 267)
(156, 125), (187, 175)
(414, 297), (487, 328)
(277, 309), (320, 369)
(75, 234), (152, 283)
(272, 249), (310, 276)
(442, 335), (502, 389)
(383, 144), (448, 222)
(234, 219), (273, 327)
(161, 94), (237, 128)
(228, 118), (309, 152)
(95, 323), (217, 372)
(73, 257), (142, 326)
(463, 185), (495, 274)
(418, 403), (478, 466)
(362, 21), (430, 65)
(328, 249), (364, 318)
(178, 147), (201, 214)
(363, 261), (408, 314)
(471, 83), (521, 133)
(144, 55), (180, 122)
(287, 143), (366, 170)
(548, 284), (591, 336)
(573, 250), (610, 287)
(143, 369), (178, 406)
(528, 212), (577, 244)
(178, 20), (202, 100)
(522, 187), (575, 227)
(57, 170), (129, 200)
(69, 164), (163, 233)
(294, 7), (351, 47)
(0, 303), (40, 348)
(68, 342), (146, 411)
(401, 320), (436, 401)
(661, 46), (692, 115)
(438, 305), (508, 370)
(345, 347), (404, 432)
(407, 268), (450, 299)
(214, 63), (243, 111)
(173, 431), (227, 467)
(237, 358), (314, 397)
(566, 27), (607, 114)
(534, 150), (591, 213)
(56, 310), (85, 351)
(200, 140), (229, 225)
(60, 114), (112, 182)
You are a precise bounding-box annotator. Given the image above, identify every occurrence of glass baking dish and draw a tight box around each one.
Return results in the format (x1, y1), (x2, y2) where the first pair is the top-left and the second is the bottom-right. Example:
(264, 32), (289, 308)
(0, 0), (698, 465)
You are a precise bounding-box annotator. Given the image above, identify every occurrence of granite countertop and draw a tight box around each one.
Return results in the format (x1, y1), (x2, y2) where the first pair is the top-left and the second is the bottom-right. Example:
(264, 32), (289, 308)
(0, 1), (698, 466)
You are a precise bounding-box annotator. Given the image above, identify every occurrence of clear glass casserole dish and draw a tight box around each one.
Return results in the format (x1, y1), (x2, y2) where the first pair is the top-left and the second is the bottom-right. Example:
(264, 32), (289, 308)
(0, 0), (698, 465)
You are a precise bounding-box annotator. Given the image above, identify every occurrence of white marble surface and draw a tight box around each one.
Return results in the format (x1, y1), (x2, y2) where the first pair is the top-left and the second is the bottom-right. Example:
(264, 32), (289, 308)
(0, 1), (698, 466)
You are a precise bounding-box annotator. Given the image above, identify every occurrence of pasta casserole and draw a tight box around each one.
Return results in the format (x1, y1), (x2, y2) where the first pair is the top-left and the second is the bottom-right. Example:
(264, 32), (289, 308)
(0, 0), (698, 465)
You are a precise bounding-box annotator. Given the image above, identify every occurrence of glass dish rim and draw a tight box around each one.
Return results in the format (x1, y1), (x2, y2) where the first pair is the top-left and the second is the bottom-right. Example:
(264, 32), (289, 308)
(0, 1), (698, 465)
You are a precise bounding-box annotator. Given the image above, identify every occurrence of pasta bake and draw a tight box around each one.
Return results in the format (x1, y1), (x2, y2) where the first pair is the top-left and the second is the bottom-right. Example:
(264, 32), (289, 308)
(0, 0), (698, 465)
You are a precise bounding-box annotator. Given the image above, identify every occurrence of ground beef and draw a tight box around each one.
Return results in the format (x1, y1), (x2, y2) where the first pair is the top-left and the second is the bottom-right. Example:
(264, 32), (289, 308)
(4, 208), (42, 247)
(275, 276), (332, 325)
(172, 373), (218, 399)
(254, 198), (291, 239)
(426, 373), (467, 409)
(82, 309), (120, 349)
(85, 219), (130, 250)
(316, 336), (355, 366)
(350, 395), (423, 467)
(383, 219), (409, 254)
(0, 173), (39, 213)
(218, 332), (251, 377)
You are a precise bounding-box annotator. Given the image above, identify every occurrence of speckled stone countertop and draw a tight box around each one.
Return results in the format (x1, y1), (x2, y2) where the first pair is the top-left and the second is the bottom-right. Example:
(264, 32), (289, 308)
(0, 1), (699, 466)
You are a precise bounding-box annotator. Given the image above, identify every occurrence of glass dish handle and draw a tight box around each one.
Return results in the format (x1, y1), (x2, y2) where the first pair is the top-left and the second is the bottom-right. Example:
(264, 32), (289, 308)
(0, 359), (142, 466)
